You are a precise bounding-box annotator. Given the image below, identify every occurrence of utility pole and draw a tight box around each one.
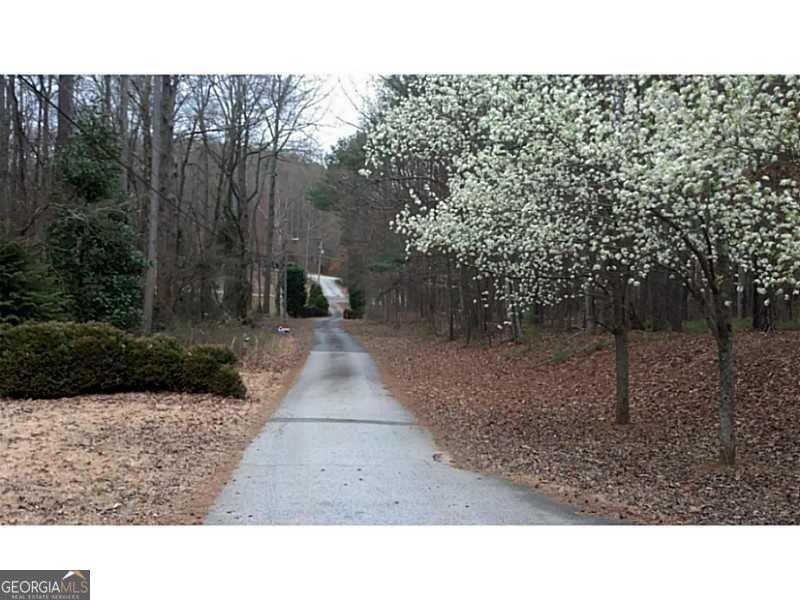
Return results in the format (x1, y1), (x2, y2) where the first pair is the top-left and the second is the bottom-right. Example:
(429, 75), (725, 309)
(317, 239), (324, 277)
(142, 76), (162, 335)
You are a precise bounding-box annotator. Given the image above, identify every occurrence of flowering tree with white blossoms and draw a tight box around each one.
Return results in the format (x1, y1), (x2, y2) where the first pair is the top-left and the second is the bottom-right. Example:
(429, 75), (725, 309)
(500, 75), (659, 426)
(365, 75), (512, 339)
(623, 75), (800, 465)
(367, 73), (800, 465)
(389, 75), (660, 425)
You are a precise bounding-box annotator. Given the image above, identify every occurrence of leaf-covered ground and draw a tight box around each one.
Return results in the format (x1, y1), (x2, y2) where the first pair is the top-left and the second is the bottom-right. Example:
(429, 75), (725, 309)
(346, 321), (800, 524)
(0, 319), (313, 525)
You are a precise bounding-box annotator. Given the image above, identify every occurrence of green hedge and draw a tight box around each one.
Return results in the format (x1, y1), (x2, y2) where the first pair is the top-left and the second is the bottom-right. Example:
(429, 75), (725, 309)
(128, 334), (185, 390)
(0, 322), (246, 399)
(181, 350), (245, 398)
(187, 344), (238, 366)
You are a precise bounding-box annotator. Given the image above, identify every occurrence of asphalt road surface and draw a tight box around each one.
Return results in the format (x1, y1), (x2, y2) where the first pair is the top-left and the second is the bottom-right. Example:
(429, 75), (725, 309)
(206, 280), (601, 524)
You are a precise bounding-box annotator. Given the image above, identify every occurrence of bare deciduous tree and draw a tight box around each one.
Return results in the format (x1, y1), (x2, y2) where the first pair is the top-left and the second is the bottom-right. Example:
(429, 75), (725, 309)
(142, 76), (162, 335)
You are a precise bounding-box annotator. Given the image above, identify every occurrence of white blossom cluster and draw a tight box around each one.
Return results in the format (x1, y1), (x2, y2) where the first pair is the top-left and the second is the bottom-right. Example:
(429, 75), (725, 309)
(364, 75), (800, 313)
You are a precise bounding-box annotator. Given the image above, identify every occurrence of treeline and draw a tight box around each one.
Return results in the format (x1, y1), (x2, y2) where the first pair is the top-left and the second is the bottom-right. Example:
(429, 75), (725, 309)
(0, 74), (338, 331)
(312, 75), (800, 466)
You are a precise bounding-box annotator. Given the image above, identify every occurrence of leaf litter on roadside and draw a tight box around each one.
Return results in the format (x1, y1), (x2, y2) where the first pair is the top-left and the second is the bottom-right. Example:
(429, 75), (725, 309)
(347, 321), (800, 525)
(0, 321), (314, 525)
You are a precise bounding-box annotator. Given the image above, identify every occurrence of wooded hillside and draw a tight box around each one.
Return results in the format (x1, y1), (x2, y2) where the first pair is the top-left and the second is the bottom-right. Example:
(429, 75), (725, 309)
(0, 75), (338, 329)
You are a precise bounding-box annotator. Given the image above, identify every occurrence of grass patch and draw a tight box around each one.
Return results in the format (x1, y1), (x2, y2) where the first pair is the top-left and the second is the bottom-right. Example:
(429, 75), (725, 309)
(164, 318), (283, 371)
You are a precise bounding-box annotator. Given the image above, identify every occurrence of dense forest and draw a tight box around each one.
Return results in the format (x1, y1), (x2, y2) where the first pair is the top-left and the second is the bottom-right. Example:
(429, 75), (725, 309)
(0, 75), (339, 331)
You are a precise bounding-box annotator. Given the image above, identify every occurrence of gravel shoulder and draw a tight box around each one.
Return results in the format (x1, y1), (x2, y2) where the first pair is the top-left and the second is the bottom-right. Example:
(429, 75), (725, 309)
(345, 320), (800, 524)
(0, 320), (313, 525)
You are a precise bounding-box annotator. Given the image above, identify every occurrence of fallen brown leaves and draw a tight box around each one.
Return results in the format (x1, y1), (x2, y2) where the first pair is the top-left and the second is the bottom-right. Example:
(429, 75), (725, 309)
(347, 321), (800, 524)
(0, 319), (313, 525)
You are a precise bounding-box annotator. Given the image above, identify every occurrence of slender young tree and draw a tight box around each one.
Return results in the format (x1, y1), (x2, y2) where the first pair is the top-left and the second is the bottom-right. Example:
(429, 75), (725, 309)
(627, 75), (800, 464)
(262, 75), (323, 315)
(142, 76), (162, 334)
(118, 75), (130, 197)
(0, 75), (8, 234)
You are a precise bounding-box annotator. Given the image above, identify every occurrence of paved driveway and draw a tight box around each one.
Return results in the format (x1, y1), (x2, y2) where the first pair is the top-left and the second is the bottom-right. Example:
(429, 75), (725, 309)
(206, 318), (603, 524)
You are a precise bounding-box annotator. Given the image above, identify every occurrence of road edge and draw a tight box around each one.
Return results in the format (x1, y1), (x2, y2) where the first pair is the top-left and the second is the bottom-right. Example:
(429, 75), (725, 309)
(190, 320), (316, 524)
(344, 320), (636, 524)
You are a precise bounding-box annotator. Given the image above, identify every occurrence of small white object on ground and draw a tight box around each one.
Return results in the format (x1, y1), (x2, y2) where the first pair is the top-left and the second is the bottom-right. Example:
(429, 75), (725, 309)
(277, 326), (291, 334)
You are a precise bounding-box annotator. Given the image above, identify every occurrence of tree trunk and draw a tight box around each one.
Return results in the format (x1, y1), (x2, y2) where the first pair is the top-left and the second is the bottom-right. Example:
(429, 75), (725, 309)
(614, 328), (630, 425)
(118, 75), (129, 198)
(263, 151), (279, 316)
(753, 289), (773, 332)
(6, 78), (17, 216)
(505, 279), (520, 342)
(512, 296), (522, 341)
(711, 243), (737, 466)
(142, 76), (162, 334)
(713, 313), (736, 466)
(33, 77), (43, 191)
(9, 78), (27, 212)
(232, 81), (251, 320)
(460, 266), (472, 344)
(138, 76), (152, 235)
(156, 75), (178, 320)
(278, 261), (287, 319)
(0, 76), (8, 235)
(751, 258), (773, 332)
(103, 75), (112, 118)
(40, 76), (51, 199)
(667, 278), (684, 332)
(263, 77), (292, 317)
(584, 288), (593, 333)
(56, 75), (74, 151)
(612, 275), (631, 425)
(446, 257), (455, 341)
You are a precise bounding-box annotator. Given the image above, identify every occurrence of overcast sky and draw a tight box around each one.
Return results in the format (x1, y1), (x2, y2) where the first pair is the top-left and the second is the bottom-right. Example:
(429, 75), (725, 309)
(313, 74), (376, 157)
